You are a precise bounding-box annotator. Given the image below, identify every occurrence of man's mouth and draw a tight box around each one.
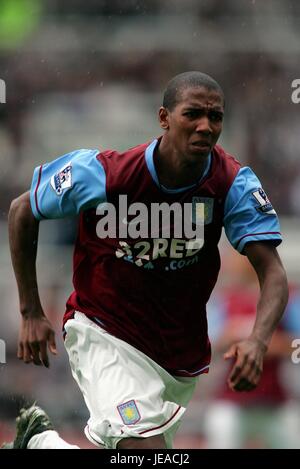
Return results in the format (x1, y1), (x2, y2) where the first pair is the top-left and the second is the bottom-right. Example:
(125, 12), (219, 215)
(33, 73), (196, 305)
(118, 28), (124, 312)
(191, 141), (211, 149)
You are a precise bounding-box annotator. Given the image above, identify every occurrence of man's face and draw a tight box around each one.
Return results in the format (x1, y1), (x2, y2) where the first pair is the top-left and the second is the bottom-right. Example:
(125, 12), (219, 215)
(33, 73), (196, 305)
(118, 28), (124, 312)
(159, 86), (224, 162)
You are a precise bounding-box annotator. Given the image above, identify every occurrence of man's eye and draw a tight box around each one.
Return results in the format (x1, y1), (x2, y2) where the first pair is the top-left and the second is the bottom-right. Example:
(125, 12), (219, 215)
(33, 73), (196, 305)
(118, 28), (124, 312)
(185, 111), (199, 118)
(209, 112), (223, 122)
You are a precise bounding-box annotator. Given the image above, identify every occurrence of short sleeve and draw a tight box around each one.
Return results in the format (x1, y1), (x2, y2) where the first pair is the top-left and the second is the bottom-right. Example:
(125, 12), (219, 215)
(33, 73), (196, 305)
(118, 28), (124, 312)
(224, 167), (282, 254)
(30, 149), (106, 220)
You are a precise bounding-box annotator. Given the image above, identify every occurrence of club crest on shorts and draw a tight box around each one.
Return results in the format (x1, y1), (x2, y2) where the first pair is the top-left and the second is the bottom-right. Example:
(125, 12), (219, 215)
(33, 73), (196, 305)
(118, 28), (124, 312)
(252, 188), (276, 215)
(192, 197), (214, 225)
(117, 400), (141, 425)
(50, 162), (72, 196)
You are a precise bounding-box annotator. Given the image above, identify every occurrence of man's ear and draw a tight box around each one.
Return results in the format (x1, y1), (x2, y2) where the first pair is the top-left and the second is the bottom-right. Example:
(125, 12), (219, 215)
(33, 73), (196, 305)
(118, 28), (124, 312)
(158, 107), (169, 130)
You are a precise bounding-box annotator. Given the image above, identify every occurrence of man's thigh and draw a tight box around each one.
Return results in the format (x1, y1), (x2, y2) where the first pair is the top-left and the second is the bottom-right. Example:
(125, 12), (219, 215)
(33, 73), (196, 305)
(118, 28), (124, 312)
(64, 312), (197, 449)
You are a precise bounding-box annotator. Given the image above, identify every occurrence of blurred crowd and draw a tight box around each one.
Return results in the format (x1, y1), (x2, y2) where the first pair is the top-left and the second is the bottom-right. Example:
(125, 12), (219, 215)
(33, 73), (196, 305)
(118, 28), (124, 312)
(1, 0), (300, 216)
(204, 250), (300, 449)
(1, 0), (300, 448)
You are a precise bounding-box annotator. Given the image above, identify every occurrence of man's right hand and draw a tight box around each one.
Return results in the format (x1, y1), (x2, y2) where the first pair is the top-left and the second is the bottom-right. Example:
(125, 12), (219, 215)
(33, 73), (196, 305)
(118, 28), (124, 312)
(18, 315), (57, 368)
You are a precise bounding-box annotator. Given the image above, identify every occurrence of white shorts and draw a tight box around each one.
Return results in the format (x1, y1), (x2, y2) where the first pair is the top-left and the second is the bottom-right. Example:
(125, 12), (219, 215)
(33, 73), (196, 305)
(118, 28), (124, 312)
(64, 311), (198, 449)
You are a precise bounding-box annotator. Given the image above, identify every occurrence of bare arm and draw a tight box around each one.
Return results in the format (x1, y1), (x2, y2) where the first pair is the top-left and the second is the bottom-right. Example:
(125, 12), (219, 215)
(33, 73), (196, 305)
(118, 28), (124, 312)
(8, 191), (57, 367)
(224, 241), (289, 391)
(245, 242), (289, 346)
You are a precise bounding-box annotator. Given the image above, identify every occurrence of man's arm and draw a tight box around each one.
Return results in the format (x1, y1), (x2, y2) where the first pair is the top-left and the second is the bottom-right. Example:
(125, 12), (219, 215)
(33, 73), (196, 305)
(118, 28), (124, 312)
(8, 191), (57, 368)
(224, 241), (289, 391)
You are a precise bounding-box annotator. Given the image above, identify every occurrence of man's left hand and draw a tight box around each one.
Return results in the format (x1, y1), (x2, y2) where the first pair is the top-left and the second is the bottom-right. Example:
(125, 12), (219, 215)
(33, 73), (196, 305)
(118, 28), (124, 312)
(224, 338), (267, 391)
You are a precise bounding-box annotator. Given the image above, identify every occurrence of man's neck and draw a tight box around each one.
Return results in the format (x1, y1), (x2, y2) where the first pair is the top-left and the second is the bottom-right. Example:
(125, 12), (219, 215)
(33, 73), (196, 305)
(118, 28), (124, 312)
(154, 139), (209, 190)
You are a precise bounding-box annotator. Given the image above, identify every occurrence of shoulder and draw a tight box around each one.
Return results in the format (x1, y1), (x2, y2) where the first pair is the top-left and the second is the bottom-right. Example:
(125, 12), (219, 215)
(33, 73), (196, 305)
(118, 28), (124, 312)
(213, 144), (241, 166)
(40, 148), (102, 176)
(98, 141), (150, 166)
(213, 144), (241, 178)
(98, 141), (152, 190)
(209, 144), (241, 193)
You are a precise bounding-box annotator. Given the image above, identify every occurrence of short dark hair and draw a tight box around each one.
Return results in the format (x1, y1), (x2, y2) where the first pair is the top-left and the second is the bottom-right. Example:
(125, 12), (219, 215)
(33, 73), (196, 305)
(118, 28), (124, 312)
(163, 71), (224, 110)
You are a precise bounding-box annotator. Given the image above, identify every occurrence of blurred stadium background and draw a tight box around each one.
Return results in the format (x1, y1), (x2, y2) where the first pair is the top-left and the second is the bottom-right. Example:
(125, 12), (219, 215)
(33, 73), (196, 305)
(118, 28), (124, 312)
(1, 0), (300, 449)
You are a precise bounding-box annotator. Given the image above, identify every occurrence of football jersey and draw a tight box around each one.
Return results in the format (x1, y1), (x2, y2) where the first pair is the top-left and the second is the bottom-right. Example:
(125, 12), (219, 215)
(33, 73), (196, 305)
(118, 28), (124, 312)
(30, 138), (282, 376)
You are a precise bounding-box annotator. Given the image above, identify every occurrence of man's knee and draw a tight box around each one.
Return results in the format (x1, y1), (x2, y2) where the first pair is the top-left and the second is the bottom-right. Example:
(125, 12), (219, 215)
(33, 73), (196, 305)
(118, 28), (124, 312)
(117, 434), (166, 449)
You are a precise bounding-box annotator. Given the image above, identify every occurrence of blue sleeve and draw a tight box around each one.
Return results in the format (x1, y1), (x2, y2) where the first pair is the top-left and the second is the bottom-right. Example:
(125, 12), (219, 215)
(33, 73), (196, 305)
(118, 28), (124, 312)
(30, 149), (106, 220)
(224, 167), (282, 254)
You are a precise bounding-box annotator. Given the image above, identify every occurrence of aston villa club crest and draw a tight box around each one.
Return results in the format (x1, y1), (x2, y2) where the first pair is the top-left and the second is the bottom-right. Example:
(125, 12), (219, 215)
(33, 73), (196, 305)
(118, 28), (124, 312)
(192, 197), (214, 225)
(117, 400), (141, 425)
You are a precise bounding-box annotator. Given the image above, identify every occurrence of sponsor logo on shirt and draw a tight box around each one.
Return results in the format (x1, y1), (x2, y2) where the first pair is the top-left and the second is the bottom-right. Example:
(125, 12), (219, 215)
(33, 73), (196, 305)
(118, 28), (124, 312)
(96, 195), (207, 272)
(115, 238), (202, 270)
(50, 162), (72, 196)
(252, 188), (276, 215)
(117, 399), (141, 425)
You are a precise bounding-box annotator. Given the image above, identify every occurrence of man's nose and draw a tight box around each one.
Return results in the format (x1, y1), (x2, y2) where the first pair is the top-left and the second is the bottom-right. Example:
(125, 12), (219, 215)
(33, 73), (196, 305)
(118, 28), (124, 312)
(195, 116), (212, 134)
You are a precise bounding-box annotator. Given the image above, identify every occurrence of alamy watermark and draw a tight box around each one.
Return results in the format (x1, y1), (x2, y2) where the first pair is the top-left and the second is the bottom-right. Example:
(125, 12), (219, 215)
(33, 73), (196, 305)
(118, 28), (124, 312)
(95, 196), (205, 269)
(291, 339), (300, 364)
(0, 339), (6, 364)
(0, 79), (6, 103)
(96, 195), (204, 240)
(291, 79), (300, 104)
